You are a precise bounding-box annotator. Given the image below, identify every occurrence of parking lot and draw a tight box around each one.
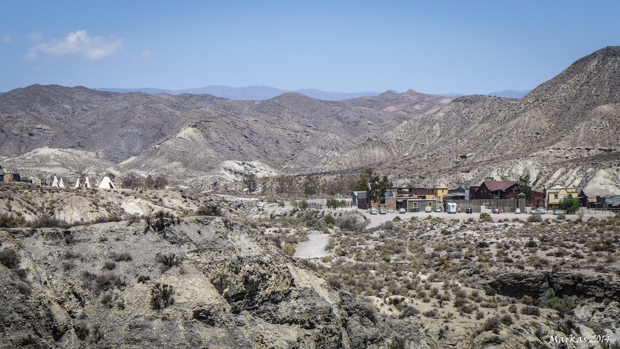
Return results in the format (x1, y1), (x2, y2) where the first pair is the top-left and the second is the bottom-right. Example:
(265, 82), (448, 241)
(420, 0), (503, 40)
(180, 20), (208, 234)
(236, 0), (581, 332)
(362, 208), (615, 229)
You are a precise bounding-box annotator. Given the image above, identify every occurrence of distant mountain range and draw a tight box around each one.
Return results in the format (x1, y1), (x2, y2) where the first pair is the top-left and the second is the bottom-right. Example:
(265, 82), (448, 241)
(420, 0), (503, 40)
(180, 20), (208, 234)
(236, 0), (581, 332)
(93, 86), (531, 101)
(93, 86), (380, 101)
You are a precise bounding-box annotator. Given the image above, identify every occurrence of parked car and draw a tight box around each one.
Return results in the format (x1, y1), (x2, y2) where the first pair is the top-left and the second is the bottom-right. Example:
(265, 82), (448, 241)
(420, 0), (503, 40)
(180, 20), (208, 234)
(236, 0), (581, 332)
(434, 207), (442, 212)
(492, 208), (500, 214)
(466, 208), (473, 214)
(425, 206), (432, 213)
(370, 208), (378, 215)
(399, 208), (406, 214)
(514, 208), (521, 214)
(531, 209), (545, 214)
(379, 209), (387, 214)
(553, 209), (561, 215)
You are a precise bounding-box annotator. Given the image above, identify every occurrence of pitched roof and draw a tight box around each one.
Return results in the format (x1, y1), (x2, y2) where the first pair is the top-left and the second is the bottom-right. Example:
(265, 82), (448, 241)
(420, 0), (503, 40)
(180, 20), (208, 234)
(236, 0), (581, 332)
(483, 181), (517, 191)
(581, 189), (612, 198)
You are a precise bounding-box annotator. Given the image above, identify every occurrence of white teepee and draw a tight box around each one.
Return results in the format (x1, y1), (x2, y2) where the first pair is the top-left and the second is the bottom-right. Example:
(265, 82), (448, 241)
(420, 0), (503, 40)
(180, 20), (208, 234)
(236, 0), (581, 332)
(85, 177), (91, 188)
(51, 176), (59, 187)
(58, 178), (65, 188)
(74, 178), (80, 188)
(98, 176), (116, 189)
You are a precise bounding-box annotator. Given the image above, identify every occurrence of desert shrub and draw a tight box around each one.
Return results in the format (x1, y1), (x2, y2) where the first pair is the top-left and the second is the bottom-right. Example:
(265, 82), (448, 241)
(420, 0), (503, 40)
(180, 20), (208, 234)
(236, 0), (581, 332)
(111, 252), (132, 262)
(156, 253), (183, 271)
(483, 285), (497, 296)
(479, 213), (492, 222)
(525, 239), (538, 248)
(91, 273), (125, 294)
(195, 204), (221, 216)
(63, 250), (81, 260)
(544, 295), (575, 313)
(323, 214), (336, 225)
(0, 213), (26, 228)
(104, 261), (117, 270)
(500, 314), (513, 325)
(0, 249), (20, 269)
(29, 214), (70, 228)
(282, 243), (296, 256)
(423, 309), (438, 318)
(337, 216), (366, 231)
(521, 305), (541, 316)
(557, 213), (566, 220)
(400, 306), (420, 318)
(484, 317), (502, 333)
(151, 283), (175, 310)
(527, 214), (542, 223)
(100, 293), (113, 307)
(508, 304), (518, 313)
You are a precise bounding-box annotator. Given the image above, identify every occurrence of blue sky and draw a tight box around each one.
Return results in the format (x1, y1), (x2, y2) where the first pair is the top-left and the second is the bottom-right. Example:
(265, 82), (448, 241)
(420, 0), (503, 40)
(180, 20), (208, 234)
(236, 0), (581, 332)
(1, 1), (619, 94)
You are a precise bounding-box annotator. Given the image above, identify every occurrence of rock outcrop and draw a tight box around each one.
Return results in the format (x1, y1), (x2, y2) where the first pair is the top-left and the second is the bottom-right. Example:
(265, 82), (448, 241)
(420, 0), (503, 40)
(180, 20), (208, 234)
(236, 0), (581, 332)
(0, 215), (438, 348)
(484, 271), (620, 301)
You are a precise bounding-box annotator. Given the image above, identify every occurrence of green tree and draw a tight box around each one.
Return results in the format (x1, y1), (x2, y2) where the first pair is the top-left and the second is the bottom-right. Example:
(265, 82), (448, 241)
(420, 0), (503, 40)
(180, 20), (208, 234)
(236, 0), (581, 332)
(356, 168), (374, 191)
(303, 173), (320, 196)
(516, 175), (532, 203)
(369, 175), (392, 209)
(243, 172), (257, 193)
(298, 199), (309, 210)
(559, 195), (580, 214)
(153, 175), (168, 189)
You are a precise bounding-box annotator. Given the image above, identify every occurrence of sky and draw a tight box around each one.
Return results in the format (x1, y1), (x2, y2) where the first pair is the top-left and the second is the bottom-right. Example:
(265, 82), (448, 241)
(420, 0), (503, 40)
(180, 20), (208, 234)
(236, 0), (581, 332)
(1, 0), (619, 95)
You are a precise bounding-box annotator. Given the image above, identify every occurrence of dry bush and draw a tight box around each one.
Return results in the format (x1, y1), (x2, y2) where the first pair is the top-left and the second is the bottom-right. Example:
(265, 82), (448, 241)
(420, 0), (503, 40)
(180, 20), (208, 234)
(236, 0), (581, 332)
(151, 283), (175, 310)
(111, 252), (133, 262)
(0, 249), (20, 269)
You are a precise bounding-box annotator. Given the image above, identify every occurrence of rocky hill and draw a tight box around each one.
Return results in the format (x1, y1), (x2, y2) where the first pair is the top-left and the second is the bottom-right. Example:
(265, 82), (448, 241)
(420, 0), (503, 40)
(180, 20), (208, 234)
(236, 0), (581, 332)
(1, 47), (619, 191)
(0, 84), (448, 188)
(343, 89), (454, 115)
(334, 46), (620, 191)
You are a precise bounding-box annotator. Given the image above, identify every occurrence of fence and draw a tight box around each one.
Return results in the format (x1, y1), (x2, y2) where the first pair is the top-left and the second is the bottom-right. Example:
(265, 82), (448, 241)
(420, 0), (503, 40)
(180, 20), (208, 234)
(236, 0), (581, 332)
(449, 198), (525, 213)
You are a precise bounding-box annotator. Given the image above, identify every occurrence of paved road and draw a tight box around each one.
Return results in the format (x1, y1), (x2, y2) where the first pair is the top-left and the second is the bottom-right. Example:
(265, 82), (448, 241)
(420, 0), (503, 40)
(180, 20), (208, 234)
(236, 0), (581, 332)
(362, 209), (615, 229)
(294, 233), (331, 258)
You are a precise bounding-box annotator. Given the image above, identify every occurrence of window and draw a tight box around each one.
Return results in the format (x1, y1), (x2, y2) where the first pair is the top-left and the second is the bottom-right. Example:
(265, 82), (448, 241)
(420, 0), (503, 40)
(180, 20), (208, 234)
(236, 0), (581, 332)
(554, 194), (558, 199)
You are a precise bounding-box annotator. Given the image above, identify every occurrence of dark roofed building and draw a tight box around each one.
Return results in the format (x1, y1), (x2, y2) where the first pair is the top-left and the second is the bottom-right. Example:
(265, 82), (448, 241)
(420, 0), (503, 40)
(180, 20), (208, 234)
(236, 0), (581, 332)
(473, 181), (519, 200)
(579, 189), (613, 208)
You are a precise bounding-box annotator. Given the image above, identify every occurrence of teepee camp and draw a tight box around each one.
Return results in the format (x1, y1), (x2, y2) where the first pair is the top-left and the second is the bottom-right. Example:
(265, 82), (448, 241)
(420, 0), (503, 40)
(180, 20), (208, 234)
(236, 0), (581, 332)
(98, 176), (116, 189)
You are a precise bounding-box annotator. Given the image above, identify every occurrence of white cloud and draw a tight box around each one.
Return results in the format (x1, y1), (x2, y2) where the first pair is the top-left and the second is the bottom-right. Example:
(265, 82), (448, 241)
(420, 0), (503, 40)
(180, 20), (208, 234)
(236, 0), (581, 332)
(26, 32), (44, 42)
(2, 34), (14, 44)
(140, 49), (152, 59)
(26, 30), (122, 61)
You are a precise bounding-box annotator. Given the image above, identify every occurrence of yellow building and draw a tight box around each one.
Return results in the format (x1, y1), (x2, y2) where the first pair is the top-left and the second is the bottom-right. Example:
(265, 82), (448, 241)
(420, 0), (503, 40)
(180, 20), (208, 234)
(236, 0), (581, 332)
(546, 186), (579, 209)
(433, 185), (449, 203)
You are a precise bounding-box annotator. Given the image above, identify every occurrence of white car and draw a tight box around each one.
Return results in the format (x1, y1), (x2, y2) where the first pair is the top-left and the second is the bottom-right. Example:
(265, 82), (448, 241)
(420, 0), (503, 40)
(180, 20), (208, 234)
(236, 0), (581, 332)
(399, 208), (406, 214)
(515, 208), (521, 214)
(379, 209), (387, 214)
(425, 206), (432, 213)
(370, 208), (378, 215)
